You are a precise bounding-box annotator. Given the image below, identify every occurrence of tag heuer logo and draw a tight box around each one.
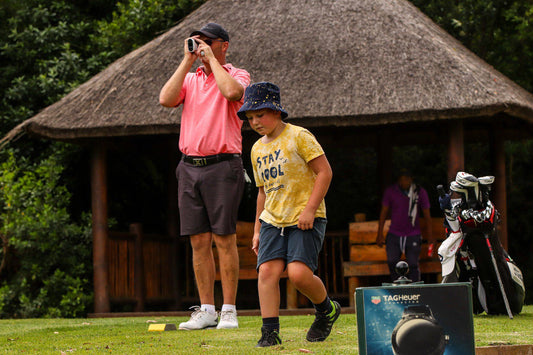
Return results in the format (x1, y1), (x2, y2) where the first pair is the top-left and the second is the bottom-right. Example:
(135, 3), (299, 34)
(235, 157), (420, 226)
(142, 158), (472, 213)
(371, 296), (381, 305)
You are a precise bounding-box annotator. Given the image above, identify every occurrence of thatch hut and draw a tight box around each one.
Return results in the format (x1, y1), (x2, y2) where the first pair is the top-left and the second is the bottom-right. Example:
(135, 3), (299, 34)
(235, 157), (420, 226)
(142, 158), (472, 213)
(4, 0), (533, 313)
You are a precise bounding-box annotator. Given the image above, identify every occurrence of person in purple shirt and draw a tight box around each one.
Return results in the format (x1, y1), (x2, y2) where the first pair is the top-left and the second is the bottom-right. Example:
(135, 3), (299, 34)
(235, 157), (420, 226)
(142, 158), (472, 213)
(376, 169), (434, 281)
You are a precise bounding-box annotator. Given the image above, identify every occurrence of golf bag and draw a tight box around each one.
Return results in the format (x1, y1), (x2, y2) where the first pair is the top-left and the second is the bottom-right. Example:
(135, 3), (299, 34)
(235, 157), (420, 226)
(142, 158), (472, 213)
(437, 172), (525, 317)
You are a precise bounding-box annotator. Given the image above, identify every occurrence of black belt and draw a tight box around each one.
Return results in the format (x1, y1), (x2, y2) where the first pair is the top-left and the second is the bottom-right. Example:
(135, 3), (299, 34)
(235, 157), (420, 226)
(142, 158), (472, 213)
(182, 153), (240, 167)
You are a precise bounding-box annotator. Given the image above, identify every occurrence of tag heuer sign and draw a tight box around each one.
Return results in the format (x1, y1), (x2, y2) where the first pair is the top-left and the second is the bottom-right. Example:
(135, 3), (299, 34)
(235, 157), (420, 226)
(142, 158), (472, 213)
(355, 282), (475, 355)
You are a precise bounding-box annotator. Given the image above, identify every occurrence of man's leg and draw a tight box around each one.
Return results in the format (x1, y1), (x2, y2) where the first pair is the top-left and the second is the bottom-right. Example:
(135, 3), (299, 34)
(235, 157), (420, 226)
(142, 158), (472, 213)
(190, 232), (216, 305)
(386, 233), (402, 281)
(405, 235), (422, 282)
(178, 232), (218, 330)
(213, 233), (239, 306)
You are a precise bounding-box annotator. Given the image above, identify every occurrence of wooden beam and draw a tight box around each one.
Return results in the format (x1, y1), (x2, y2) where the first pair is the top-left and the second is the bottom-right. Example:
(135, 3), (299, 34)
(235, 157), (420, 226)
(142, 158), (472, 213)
(91, 143), (110, 313)
(490, 127), (508, 249)
(166, 137), (180, 309)
(447, 120), (465, 182)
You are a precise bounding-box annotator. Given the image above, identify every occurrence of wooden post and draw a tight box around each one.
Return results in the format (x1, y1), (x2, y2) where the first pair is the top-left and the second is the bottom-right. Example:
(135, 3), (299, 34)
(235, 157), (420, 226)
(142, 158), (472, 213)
(130, 223), (145, 312)
(377, 129), (393, 194)
(490, 127), (508, 249)
(91, 143), (110, 313)
(167, 137), (180, 309)
(447, 120), (465, 182)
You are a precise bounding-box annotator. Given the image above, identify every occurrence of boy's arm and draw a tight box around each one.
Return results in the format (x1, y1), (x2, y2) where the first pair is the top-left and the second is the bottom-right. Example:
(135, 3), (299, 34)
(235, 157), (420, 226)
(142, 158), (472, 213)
(298, 154), (332, 230)
(251, 186), (265, 255)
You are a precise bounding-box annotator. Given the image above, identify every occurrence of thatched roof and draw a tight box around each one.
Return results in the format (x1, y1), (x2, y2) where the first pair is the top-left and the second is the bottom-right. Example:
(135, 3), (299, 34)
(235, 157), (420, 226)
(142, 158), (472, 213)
(5, 0), (533, 141)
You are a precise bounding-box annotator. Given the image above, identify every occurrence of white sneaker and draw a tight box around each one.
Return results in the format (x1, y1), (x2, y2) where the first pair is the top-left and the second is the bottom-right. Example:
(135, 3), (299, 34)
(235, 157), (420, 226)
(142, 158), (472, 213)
(179, 306), (218, 330)
(216, 310), (239, 329)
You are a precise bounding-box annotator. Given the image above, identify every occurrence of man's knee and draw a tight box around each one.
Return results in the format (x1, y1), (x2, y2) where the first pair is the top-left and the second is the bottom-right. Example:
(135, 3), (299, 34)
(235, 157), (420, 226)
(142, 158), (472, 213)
(213, 233), (237, 251)
(190, 233), (213, 252)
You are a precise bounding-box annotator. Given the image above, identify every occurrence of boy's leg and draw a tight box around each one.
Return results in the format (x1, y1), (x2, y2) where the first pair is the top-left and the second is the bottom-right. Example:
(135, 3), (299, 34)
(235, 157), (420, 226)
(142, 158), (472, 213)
(285, 219), (341, 342)
(287, 261), (341, 342)
(287, 261), (327, 304)
(258, 259), (285, 317)
(256, 259), (284, 347)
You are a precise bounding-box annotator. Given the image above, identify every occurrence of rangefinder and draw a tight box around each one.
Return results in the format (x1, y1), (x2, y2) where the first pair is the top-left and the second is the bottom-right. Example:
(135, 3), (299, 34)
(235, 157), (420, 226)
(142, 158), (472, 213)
(187, 38), (198, 53)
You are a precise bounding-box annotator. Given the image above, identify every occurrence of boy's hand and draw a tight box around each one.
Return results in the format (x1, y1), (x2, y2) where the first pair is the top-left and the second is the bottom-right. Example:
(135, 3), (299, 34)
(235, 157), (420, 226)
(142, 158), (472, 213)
(251, 233), (260, 256)
(298, 208), (315, 230)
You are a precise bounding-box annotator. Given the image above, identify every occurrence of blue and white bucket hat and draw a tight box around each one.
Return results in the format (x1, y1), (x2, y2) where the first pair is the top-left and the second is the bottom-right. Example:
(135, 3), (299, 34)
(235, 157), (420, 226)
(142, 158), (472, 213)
(237, 82), (289, 120)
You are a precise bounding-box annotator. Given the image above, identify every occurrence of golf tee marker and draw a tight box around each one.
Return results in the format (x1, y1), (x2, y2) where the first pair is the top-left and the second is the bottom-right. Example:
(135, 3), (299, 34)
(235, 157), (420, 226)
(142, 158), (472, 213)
(148, 323), (177, 331)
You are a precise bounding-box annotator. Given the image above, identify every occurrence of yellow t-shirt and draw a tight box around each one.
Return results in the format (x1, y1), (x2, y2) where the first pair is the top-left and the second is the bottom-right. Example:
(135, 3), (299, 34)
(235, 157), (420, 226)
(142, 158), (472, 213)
(250, 123), (326, 227)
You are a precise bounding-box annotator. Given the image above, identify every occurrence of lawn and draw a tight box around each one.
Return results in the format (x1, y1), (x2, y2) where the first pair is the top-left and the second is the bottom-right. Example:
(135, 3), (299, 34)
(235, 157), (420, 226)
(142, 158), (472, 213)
(0, 306), (531, 354)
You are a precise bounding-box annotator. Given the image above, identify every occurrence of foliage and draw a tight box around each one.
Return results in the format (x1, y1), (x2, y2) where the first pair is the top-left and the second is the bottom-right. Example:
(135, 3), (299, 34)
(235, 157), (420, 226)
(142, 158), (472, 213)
(0, 146), (92, 318)
(411, 0), (533, 92)
(0, 0), (204, 317)
(0, 0), (204, 137)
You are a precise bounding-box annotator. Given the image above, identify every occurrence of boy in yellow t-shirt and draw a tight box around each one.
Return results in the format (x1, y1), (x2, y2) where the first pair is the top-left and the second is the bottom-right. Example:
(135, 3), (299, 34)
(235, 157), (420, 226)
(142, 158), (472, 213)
(237, 82), (341, 347)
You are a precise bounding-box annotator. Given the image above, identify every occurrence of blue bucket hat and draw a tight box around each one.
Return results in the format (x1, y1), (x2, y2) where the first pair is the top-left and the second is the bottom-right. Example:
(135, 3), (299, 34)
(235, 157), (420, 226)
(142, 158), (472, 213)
(237, 82), (289, 120)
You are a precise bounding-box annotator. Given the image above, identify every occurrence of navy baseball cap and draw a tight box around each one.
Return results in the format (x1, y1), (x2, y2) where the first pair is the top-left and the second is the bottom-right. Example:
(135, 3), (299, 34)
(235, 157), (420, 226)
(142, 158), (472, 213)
(190, 23), (229, 42)
(237, 82), (289, 120)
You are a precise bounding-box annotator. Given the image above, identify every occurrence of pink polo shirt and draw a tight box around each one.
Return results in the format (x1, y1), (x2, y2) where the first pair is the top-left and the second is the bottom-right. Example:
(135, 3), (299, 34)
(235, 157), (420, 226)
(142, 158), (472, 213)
(177, 64), (250, 156)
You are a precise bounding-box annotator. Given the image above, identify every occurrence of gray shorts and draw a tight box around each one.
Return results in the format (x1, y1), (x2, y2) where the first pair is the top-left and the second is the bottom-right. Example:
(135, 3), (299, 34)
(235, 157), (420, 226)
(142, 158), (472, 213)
(256, 218), (327, 272)
(176, 156), (244, 236)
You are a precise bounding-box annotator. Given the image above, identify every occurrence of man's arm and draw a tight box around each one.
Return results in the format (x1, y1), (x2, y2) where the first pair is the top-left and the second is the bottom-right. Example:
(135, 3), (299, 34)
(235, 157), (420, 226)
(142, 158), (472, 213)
(251, 186), (266, 256)
(298, 154), (333, 230)
(196, 40), (245, 101)
(376, 204), (390, 247)
(210, 58), (246, 101)
(159, 39), (197, 107)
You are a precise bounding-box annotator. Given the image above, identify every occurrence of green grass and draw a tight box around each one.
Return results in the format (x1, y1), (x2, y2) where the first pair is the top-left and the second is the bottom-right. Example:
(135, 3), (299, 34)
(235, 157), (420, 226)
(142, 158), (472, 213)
(0, 306), (531, 354)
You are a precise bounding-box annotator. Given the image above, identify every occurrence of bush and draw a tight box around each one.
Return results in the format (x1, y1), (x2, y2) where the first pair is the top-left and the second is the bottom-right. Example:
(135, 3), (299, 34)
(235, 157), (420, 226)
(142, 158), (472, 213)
(0, 147), (92, 318)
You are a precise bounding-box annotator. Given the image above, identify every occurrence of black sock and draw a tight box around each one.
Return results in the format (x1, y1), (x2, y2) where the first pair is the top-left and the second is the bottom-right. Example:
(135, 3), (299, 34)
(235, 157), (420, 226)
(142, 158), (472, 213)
(314, 296), (333, 314)
(262, 317), (280, 332)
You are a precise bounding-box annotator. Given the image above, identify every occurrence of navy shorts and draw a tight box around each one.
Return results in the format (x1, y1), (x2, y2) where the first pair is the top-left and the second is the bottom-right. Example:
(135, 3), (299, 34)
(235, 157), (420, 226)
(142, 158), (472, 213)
(176, 156), (244, 236)
(256, 218), (327, 272)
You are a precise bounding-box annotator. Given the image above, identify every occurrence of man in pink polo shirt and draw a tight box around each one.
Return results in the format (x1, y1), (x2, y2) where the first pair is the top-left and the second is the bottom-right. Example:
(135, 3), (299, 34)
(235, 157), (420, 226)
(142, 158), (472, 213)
(160, 23), (250, 330)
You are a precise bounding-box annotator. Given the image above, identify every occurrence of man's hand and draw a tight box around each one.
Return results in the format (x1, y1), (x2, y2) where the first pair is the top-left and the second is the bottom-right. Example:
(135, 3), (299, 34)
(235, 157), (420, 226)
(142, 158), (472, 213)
(194, 37), (215, 64)
(183, 38), (198, 62)
(376, 232), (386, 247)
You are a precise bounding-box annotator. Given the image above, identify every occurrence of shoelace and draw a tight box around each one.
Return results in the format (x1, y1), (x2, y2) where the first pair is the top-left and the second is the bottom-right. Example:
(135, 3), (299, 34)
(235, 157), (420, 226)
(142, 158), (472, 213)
(188, 306), (208, 320)
(259, 330), (279, 345)
(219, 311), (236, 321)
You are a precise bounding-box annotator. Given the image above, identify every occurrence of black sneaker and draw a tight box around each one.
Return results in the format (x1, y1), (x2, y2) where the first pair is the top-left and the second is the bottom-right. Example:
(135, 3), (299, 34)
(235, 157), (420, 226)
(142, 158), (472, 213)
(256, 326), (282, 347)
(306, 300), (341, 342)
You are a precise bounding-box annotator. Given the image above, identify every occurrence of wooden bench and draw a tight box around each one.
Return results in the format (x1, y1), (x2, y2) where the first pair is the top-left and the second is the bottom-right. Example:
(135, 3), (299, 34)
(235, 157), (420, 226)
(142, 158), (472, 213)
(343, 218), (446, 307)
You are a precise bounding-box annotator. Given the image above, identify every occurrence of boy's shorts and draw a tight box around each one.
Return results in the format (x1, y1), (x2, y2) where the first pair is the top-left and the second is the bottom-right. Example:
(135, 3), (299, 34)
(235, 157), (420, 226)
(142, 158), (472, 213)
(176, 156), (244, 236)
(256, 218), (327, 272)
